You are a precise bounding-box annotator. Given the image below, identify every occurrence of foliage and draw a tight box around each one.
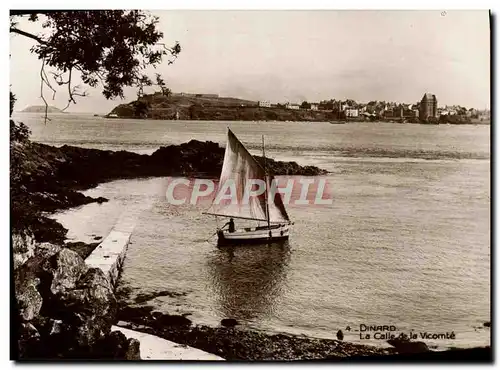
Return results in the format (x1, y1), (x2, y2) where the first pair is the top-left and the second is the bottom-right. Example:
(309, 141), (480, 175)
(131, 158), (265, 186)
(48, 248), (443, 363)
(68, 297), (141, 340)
(300, 101), (311, 109)
(10, 90), (31, 142)
(9, 10), (180, 111)
(132, 100), (151, 118)
(344, 99), (357, 107)
(10, 120), (31, 143)
(425, 116), (439, 124)
(153, 73), (171, 97)
(10, 91), (16, 116)
(10, 86), (35, 232)
(319, 100), (334, 110)
(438, 114), (471, 124)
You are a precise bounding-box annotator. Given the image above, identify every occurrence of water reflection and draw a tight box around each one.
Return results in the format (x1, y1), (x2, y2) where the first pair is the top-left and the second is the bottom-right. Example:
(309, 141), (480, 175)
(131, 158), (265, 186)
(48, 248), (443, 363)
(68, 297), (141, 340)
(206, 242), (291, 323)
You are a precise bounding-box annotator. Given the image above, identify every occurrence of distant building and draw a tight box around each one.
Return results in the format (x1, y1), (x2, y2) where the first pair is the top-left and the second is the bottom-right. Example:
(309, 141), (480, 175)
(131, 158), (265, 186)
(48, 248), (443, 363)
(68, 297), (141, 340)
(310, 103), (319, 111)
(172, 92), (219, 98)
(195, 93), (219, 98)
(479, 110), (490, 120)
(398, 105), (418, 119)
(345, 108), (359, 117)
(258, 100), (271, 108)
(285, 102), (300, 110)
(383, 109), (395, 118)
(172, 92), (194, 97)
(419, 93), (438, 120)
(441, 106), (457, 116)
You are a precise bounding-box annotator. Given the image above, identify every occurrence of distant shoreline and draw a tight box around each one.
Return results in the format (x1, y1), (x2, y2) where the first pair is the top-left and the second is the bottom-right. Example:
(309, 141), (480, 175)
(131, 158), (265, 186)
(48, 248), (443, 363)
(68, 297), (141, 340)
(101, 93), (491, 125)
(102, 116), (492, 126)
(95, 114), (494, 126)
(14, 111), (490, 125)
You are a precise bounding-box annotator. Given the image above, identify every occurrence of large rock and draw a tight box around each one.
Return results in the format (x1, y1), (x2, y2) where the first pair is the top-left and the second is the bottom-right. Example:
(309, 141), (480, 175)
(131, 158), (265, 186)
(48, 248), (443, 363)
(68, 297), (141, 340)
(17, 323), (41, 359)
(221, 319), (238, 328)
(12, 232), (36, 270)
(51, 267), (117, 352)
(16, 280), (43, 322)
(47, 249), (89, 295)
(45, 318), (64, 336)
(125, 338), (141, 360)
(154, 313), (192, 327)
(15, 246), (120, 359)
(387, 334), (430, 354)
(37, 242), (62, 259)
(91, 330), (141, 359)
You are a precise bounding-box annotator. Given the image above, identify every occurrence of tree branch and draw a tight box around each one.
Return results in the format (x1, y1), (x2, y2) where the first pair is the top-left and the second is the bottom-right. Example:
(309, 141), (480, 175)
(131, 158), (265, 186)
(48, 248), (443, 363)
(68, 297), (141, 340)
(39, 59), (54, 124)
(10, 27), (46, 44)
(10, 10), (65, 17)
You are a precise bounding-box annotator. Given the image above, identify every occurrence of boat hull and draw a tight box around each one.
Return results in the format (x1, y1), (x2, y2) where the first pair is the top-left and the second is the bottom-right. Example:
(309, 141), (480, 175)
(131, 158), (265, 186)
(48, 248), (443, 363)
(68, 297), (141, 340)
(217, 224), (290, 247)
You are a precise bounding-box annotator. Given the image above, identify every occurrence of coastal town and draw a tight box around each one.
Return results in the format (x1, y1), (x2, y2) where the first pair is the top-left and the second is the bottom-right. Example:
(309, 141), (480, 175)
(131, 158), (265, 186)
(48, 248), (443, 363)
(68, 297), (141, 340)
(108, 90), (491, 124)
(256, 92), (491, 123)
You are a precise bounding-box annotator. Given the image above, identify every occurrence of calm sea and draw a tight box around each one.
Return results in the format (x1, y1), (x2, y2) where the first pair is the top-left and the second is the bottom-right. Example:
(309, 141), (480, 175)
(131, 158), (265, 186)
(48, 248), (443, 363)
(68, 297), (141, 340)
(15, 113), (491, 350)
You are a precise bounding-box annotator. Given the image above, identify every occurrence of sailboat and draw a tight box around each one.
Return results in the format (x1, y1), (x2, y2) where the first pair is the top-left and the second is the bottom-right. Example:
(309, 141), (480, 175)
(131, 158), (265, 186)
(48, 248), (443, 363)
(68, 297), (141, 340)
(203, 128), (293, 247)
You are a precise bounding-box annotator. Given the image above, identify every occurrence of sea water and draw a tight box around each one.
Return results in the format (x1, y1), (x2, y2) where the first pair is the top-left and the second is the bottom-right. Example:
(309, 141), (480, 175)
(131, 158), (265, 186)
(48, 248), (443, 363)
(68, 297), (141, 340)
(17, 113), (490, 350)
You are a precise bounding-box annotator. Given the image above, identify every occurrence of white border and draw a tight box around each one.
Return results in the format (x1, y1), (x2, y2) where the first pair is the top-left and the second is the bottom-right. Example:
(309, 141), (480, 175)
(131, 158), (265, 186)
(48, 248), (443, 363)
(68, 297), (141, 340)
(3, 2), (497, 369)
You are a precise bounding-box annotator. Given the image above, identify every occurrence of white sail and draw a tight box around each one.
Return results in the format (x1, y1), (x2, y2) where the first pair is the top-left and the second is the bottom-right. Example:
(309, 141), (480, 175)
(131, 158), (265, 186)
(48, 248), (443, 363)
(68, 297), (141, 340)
(266, 173), (290, 223)
(205, 129), (290, 223)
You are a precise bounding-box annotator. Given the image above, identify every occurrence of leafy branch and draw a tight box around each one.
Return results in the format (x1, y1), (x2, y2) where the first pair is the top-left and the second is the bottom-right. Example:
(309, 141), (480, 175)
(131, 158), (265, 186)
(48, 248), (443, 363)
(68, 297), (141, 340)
(10, 10), (181, 121)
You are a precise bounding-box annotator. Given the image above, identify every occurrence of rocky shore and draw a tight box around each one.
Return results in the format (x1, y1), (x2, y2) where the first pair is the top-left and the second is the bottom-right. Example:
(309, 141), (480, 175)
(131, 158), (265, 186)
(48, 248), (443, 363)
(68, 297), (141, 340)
(11, 138), (326, 243)
(113, 304), (491, 362)
(13, 232), (141, 359)
(11, 133), (329, 360)
(115, 305), (396, 360)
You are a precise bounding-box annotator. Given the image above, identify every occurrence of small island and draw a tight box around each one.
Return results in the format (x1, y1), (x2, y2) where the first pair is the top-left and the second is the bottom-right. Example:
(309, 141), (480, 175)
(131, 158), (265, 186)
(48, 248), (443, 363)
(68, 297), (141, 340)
(21, 105), (64, 113)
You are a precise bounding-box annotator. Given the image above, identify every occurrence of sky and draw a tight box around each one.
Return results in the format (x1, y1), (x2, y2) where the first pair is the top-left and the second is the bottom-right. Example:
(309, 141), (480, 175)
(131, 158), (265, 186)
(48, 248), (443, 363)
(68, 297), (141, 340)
(9, 10), (491, 113)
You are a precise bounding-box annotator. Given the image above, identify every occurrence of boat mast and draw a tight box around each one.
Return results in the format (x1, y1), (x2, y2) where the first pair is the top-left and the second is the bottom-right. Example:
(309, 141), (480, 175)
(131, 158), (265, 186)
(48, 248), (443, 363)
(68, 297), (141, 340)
(262, 135), (271, 231)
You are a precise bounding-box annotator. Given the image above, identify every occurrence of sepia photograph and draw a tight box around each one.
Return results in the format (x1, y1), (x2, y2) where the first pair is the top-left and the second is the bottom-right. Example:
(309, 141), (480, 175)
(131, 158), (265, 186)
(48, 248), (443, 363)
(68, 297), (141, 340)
(9, 7), (491, 362)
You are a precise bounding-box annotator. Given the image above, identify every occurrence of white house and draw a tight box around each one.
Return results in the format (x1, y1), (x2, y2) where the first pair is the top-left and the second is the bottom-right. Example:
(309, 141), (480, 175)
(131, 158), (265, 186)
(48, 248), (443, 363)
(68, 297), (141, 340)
(345, 108), (359, 118)
(310, 103), (319, 111)
(258, 100), (271, 108)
